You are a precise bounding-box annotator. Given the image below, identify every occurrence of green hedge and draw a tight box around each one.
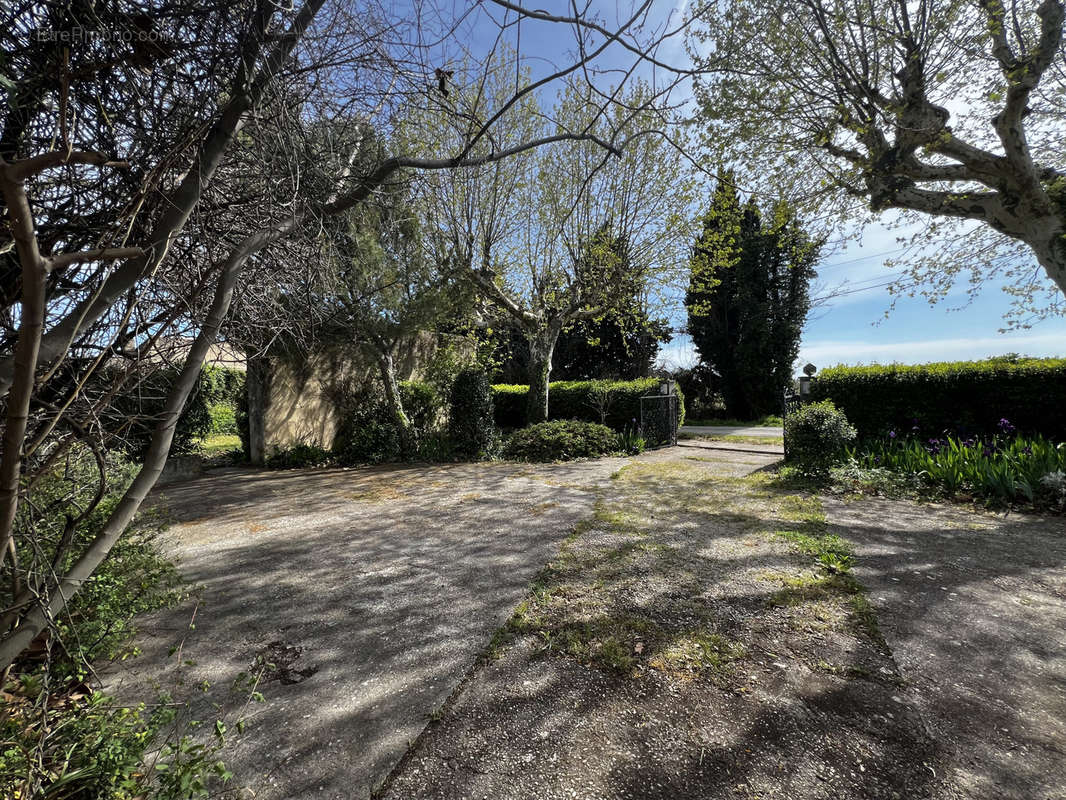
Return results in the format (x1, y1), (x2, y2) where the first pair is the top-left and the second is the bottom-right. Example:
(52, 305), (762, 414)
(503, 420), (620, 462)
(491, 378), (685, 431)
(106, 364), (245, 456)
(809, 357), (1066, 441)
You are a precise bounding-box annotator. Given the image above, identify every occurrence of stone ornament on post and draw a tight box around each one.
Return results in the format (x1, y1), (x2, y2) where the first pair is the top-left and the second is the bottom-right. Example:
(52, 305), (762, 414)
(799, 363), (817, 400)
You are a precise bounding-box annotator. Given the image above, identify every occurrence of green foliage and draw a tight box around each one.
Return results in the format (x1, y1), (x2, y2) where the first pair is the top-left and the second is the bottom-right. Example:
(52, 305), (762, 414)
(332, 419), (400, 465)
(552, 311), (672, 381)
(1, 451), (232, 799)
(448, 369), (500, 460)
(811, 357), (1066, 442)
(104, 365), (245, 457)
(207, 402), (237, 435)
(485, 230), (672, 383)
(687, 415), (782, 427)
(503, 420), (621, 462)
(784, 401), (857, 476)
(617, 425), (647, 455)
(331, 380), (442, 465)
(198, 365), (245, 406)
(397, 380), (443, 430)
(420, 335), (479, 398)
(266, 443), (334, 469)
(0, 691), (232, 800)
(685, 178), (818, 418)
(491, 378), (685, 431)
(848, 429), (1066, 508)
(671, 364), (720, 419)
(9, 452), (184, 682)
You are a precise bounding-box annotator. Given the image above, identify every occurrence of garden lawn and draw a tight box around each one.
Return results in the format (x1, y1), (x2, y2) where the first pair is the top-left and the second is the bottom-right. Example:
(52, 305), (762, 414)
(198, 432), (241, 456)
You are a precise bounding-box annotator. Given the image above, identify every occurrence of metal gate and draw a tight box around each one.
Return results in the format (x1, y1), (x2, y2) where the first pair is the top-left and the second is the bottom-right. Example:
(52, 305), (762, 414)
(640, 389), (679, 448)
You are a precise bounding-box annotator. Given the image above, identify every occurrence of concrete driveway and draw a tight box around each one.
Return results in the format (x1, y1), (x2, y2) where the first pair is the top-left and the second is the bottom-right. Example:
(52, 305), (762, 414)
(680, 425), (783, 438)
(104, 448), (777, 799)
(104, 460), (619, 798)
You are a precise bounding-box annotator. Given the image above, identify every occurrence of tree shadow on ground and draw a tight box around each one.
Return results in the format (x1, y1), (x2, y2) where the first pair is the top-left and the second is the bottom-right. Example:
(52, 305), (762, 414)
(379, 461), (1066, 799)
(105, 458), (629, 799)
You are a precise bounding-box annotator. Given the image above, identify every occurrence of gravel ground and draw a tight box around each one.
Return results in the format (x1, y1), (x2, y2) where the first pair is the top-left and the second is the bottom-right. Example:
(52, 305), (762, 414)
(103, 458), (633, 799)
(379, 459), (950, 800)
(106, 444), (1066, 800)
(824, 497), (1066, 800)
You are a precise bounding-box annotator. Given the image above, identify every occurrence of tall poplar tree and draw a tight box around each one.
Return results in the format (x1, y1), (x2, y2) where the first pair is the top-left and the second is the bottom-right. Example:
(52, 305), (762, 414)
(686, 179), (820, 418)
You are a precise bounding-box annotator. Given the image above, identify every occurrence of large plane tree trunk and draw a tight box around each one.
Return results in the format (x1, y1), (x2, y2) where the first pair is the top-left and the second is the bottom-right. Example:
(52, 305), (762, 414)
(525, 323), (562, 424)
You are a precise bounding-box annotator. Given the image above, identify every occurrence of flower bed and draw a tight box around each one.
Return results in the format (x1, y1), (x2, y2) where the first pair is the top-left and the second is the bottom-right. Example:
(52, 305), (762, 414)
(847, 418), (1066, 508)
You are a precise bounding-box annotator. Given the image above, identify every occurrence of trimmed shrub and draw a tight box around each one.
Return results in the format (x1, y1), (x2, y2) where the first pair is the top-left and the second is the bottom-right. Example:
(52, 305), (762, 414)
(330, 380), (442, 465)
(492, 384), (527, 429)
(810, 357), (1066, 442)
(332, 418), (402, 465)
(398, 380), (443, 430)
(785, 400), (856, 476)
(503, 419), (620, 461)
(449, 368), (500, 460)
(491, 378), (685, 431)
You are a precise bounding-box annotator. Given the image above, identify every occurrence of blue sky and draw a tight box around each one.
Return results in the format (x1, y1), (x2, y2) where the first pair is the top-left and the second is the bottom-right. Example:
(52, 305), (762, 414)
(460, 2), (1066, 371)
(658, 216), (1066, 372)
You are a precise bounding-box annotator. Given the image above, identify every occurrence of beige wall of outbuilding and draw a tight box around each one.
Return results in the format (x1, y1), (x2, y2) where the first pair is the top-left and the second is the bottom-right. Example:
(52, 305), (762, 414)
(247, 332), (452, 463)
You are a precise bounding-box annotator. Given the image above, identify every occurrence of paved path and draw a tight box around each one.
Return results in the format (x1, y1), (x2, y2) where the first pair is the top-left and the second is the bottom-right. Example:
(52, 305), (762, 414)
(680, 425), (783, 438)
(105, 446), (778, 799)
(825, 497), (1066, 800)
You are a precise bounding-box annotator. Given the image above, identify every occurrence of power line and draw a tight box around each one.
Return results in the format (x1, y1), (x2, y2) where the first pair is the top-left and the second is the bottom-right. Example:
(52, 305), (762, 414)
(816, 279), (898, 301)
(817, 245), (910, 272)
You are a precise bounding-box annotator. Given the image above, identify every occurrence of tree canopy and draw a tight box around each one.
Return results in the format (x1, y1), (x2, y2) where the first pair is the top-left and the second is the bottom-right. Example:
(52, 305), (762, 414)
(686, 180), (820, 419)
(689, 0), (1066, 322)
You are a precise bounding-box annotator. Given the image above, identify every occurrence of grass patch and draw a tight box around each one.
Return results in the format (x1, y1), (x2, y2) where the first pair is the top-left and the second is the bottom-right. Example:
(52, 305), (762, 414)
(756, 489), (884, 643)
(488, 457), (885, 687)
(707, 435), (784, 446)
(199, 433), (241, 456)
(678, 432), (784, 446)
(489, 482), (742, 679)
(647, 631), (746, 677)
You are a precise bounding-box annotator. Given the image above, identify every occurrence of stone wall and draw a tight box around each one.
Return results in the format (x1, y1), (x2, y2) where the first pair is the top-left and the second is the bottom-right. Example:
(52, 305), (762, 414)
(246, 332), (449, 463)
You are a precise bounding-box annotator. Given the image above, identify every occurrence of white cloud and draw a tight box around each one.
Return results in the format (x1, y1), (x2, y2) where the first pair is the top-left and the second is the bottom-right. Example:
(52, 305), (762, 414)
(658, 338), (698, 370)
(799, 332), (1066, 368)
(659, 331), (1066, 374)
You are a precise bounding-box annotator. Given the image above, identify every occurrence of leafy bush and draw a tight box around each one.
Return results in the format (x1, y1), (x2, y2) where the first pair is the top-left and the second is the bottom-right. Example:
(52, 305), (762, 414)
(397, 380), (443, 430)
(810, 356), (1066, 441)
(331, 380), (442, 465)
(491, 377), (685, 431)
(207, 402), (238, 435)
(449, 369), (500, 460)
(503, 419), (621, 461)
(105, 365), (246, 457)
(266, 443), (334, 469)
(848, 425), (1066, 508)
(332, 418), (401, 465)
(199, 365), (245, 407)
(784, 400), (857, 476)
(1, 451), (234, 799)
